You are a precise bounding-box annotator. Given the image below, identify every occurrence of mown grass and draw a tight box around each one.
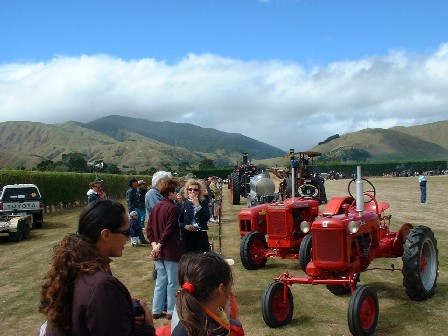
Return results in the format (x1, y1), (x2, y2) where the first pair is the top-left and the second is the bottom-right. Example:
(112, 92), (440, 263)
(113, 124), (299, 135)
(0, 175), (447, 335)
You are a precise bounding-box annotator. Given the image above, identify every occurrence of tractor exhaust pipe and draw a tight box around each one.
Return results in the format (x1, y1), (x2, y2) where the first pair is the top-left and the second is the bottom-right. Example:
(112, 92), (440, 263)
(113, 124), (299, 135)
(355, 166), (364, 213)
(242, 153), (248, 165)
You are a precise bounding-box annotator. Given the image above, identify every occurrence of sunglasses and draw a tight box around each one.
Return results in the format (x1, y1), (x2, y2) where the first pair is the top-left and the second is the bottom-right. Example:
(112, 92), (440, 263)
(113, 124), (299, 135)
(187, 188), (199, 192)
(110, 228), (131, 237)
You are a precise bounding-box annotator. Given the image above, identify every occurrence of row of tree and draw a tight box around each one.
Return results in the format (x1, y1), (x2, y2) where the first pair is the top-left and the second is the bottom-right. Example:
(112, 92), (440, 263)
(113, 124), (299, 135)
(32, 152), (217, 175)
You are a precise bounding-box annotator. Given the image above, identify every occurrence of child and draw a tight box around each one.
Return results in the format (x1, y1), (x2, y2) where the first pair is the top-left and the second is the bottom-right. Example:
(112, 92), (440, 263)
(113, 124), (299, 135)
(129, 210), (140, 247)
(172, 252), (244, 335)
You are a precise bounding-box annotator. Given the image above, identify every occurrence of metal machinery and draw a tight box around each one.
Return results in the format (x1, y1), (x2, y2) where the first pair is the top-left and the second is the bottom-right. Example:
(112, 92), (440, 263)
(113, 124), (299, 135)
(238, 150), (349, 270)
(261, 166), (439, 336)
(229, 153), (259, 205)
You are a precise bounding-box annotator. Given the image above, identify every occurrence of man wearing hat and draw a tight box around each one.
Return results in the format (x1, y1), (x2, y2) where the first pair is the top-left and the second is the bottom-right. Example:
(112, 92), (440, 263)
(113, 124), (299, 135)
(126, 178), (148, 244)
(137, 180), (148, 238)
(93, 177), (106, 199)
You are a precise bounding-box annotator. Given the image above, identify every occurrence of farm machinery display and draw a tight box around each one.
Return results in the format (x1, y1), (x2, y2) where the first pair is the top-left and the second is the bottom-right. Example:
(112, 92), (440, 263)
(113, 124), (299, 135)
(277, 149), (327, 204)
(238, 150), (350, 270)
(229, 153), (260, 205)
(261, 166), (439, 336)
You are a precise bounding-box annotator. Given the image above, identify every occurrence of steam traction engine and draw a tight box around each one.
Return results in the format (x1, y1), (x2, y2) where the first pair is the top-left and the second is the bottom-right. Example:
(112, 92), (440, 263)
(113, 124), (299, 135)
(261, 166), (439, 336)
(229, 153), (259, 205)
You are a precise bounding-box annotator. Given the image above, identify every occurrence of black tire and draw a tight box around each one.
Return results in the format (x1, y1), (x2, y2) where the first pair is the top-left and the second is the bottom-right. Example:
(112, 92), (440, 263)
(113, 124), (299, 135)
(299, 234), (312, 271)
(9, 221), (24, 242)
(348, 285), (379, 336)
(327, 273), (360, 296)
(23, 220), (30, 239)
(231, 173), (240, 205)
(33, 212), (43, 229)
(240, 232), (268, 270)
(262, 282), (294, 328)
(402, 225), (438, 301)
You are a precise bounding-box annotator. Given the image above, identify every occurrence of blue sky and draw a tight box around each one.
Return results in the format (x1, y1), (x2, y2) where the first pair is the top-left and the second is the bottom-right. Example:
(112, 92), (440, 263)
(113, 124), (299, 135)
(1, 0), (448, 151)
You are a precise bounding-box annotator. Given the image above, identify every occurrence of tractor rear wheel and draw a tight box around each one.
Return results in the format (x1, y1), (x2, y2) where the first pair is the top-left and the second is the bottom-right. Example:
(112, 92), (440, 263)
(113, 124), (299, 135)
(402, 225), (438, 301)
(230, 173), (240, 205)
(23, 220), (30, 239)
(348, 285), (378, 336)
(299, 234), (312, 271)
(240, 231), (268, 270)
(262, 282), (294, 328)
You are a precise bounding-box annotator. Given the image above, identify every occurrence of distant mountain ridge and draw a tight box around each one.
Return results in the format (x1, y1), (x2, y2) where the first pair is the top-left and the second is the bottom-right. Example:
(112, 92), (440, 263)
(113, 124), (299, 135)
(0, 117), (446, 171)
(84, 115), (285, 159)
(0, 116), (286, 170)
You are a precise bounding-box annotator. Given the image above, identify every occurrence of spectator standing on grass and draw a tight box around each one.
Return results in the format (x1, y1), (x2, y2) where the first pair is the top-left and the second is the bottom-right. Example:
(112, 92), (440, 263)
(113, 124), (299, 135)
(145, 171), (173, 220)
(94, 178), (107, 199)
(209, 176), (221, 222)
(418, 171), (427, 204)
(87, 182), (101, 204)
(129, 210), (140, 247)
(126, 178), (148, 244)
(178, 179), (211, 253)
(147, 178), (181, 321)
(137, 180), (148, 232)
(39, 199), (155, 336)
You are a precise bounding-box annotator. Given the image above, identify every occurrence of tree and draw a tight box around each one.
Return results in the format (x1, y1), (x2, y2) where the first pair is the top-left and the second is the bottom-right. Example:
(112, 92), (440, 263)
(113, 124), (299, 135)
(36, 160), (55, 171)
(61, 152), (88, 172)
(199, 159), (215, 170)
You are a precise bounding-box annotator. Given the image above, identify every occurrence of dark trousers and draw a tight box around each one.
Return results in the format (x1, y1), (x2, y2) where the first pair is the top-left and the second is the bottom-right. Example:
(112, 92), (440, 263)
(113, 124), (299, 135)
(181, 230), (210, 253)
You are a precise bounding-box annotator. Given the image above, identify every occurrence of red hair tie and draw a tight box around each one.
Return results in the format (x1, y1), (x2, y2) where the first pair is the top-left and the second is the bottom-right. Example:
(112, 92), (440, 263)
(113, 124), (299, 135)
(182, 282), (195, 294)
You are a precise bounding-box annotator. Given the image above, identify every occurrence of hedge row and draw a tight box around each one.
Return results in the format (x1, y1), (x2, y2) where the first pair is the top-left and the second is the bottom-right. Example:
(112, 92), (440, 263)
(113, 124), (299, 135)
(0, 170), (150, 207)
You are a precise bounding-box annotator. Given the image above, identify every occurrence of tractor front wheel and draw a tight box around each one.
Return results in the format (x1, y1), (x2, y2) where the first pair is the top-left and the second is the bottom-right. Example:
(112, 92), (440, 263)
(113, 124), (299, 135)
(402, 225), (438, 301)
(299, 234), (312, 271)
(240, 231), (268, 270)
(262, 282), (294, 328)
(348, 285), (379, 336)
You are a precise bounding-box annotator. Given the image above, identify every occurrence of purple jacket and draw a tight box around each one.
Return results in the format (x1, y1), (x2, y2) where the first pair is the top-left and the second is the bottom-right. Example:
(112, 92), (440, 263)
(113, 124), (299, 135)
(45, 270), (155, 336)
(147, 197), (182, 262)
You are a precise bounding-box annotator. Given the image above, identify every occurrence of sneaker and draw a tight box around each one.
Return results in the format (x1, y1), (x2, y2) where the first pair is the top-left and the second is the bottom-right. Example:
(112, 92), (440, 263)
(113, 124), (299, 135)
(132, 243), (137, 247)
(166, 314), (172, 320)
(153, 312), (166, 319)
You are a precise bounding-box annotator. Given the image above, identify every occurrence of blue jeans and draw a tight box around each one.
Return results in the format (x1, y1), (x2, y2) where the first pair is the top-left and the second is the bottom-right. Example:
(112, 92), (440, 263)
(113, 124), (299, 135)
(152, 259), (179, 315)
(137, 208), (146, 242)
(420, 185), (427, 203)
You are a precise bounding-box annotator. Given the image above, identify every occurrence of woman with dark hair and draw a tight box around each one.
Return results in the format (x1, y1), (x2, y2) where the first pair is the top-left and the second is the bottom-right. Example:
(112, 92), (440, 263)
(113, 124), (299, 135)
(178, 179), (211, 253)
(39, 199), (155, 336)
(172, 252), (244, 336)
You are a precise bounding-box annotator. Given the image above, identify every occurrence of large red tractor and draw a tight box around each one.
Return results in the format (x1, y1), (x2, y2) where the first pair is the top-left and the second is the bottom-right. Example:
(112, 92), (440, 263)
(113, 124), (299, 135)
(261, 166), (439, 336)
(238, 150), (350, 270)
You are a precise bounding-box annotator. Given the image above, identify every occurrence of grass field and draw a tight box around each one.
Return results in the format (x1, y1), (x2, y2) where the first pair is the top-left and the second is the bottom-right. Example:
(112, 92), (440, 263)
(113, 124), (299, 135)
(0, 175), (447, 335)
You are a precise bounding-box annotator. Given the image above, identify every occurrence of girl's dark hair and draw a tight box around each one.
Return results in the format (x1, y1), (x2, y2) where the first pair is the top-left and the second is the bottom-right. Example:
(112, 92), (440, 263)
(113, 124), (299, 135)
(39, 199), (126, 331)
(176, 252), (233, 336)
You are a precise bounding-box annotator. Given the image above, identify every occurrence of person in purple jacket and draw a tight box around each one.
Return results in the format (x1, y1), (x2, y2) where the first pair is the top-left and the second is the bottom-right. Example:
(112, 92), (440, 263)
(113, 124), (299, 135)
(147, 178), (181, 321)
(39, 199), (155, 336)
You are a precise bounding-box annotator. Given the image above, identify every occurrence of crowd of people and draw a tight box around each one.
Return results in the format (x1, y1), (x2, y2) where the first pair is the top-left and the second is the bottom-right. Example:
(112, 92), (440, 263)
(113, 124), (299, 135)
(40, 172), (240, 336)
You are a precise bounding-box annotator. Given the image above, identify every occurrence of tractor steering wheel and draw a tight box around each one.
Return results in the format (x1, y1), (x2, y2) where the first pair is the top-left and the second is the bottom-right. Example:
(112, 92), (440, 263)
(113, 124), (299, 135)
(348, 178), (376, 203)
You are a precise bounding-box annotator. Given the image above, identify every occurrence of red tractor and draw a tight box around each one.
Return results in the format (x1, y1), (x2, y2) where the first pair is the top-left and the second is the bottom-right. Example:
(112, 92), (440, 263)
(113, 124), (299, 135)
(238, 150), (349, 270)
(261, 166), (439, 336)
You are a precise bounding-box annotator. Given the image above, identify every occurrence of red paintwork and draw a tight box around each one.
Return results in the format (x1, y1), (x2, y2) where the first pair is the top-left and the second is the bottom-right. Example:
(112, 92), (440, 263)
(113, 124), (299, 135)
(238, 197), (321, 260)
(273, 193), (413, 295)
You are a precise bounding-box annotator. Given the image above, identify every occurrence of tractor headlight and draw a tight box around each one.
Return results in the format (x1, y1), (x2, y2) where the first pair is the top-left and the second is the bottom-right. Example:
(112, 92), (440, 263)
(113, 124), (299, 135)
(347, 221), (359, 234)
(300, 221), (311, 233)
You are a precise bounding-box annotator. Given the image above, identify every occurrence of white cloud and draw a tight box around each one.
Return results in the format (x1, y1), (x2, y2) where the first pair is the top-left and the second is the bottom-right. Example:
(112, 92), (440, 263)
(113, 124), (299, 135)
(1, 45), (448, 152)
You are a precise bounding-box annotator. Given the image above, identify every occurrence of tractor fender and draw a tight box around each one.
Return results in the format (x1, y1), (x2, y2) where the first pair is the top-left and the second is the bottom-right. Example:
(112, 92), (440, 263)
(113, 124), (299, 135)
(321, 196), (353, 216)
(393, 223), (414, 251)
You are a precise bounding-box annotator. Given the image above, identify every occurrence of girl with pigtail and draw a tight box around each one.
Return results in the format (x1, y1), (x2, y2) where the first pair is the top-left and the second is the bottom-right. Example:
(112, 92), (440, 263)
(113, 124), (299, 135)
(171, 252), (245, 336)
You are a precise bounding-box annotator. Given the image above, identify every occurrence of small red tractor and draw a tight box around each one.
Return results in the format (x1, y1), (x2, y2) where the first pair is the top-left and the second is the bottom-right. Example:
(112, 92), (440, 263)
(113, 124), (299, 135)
(229, 153), (259, 205)
(261, 166), (439, 336)
(239, 150), (346, 270)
